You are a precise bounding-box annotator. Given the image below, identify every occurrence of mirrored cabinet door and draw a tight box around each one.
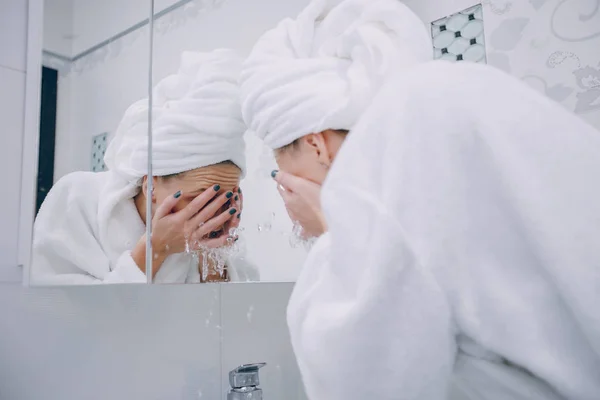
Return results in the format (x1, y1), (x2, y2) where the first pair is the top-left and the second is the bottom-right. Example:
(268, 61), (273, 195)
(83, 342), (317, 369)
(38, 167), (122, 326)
(146, 0), (311, 285)
(30, 0), (154, 286)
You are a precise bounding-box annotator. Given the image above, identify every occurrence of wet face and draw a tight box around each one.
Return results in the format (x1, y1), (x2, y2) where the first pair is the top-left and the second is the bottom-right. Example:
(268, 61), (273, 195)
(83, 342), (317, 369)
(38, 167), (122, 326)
(151, 162), (241, 234)
(274, 130), (347, 185)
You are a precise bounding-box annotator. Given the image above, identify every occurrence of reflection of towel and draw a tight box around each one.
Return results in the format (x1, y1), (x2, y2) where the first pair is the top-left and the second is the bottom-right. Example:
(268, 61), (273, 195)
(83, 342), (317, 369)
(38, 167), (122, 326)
(104, 49), (247, 182)
(240, 0), (431, 149)
(287, 62), (600, 399)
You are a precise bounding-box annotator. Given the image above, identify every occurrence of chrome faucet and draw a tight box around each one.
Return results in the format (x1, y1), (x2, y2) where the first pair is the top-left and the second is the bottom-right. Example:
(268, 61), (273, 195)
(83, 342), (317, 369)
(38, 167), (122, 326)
(227, 363), (266, 400)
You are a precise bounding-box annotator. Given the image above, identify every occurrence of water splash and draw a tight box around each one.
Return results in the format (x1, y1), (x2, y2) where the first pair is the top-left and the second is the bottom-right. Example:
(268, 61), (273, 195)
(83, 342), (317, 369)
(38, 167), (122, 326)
(289, 221), (317, 250)
(247, 305), (255, 323)
(257, 212), (276, 233)
(185, 234), (191, 253)
(183, 226), (245, 281)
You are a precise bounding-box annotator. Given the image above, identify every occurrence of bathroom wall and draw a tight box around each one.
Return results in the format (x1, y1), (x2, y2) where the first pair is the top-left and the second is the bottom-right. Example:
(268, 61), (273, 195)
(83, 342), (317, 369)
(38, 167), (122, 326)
(0, 2), (307, 399)
(403, 0), (600, 129)
(43, 0), (310, 282)
(0, 0), (29, 282)
(0, 283), (305, 400)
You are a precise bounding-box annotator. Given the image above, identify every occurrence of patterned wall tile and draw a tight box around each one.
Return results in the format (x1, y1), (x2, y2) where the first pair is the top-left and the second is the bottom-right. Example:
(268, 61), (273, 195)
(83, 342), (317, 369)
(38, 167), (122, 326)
(91, 132), (108, 172)
(432, 4), (487, 64)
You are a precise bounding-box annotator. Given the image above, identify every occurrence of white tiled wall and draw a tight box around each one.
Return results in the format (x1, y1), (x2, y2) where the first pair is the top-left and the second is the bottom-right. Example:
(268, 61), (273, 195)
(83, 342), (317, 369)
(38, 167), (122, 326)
(432, 4), (487, 63)
(91, 132), (108, 172)
(0, 0), (28, 72)
(0, 285), (223, 399)
(0, 283), (301, 399)
(0, 0), (28, 280)
(221, 283), (308, 400)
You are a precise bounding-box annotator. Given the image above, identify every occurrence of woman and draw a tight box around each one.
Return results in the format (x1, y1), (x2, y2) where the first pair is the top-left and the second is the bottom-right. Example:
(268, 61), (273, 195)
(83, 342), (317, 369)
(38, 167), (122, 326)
(240, 0), (600, 399)
(32, 49), (258, 285)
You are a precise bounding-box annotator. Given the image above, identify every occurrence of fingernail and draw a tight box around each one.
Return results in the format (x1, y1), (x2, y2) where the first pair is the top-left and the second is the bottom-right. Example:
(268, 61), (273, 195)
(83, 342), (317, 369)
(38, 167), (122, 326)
(234, 195), (239, 201)
(209, 231), (218, 238)
(234, 237), (239, 242)
(229, 208), (237, 215)
(226, 191), (233, 199)
(237, 213), (241, 219)
(174, 190), (181, 198)
(238, 187), (242, 194)
(213, 184), (220, 191)
(271, 170), (278, 178)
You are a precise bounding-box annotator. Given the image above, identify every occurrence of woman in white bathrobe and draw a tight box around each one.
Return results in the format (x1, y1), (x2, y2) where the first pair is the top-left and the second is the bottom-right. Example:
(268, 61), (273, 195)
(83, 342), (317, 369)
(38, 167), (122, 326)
(240, 0), (600, 399)
(32, 49), (258, 285)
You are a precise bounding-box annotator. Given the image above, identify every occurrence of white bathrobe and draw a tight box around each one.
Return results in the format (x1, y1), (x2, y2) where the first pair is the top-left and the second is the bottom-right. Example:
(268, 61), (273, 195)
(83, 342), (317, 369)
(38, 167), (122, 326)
(287, 62), (600, 399)
(31, 171), (258, 285)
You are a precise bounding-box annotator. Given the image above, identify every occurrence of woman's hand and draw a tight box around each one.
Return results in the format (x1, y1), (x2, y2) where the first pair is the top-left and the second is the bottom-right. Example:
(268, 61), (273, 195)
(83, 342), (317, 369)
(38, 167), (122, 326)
(151, 187), (239, 257)
(272, 171), (327, 239)
(131, 186), (238, 276)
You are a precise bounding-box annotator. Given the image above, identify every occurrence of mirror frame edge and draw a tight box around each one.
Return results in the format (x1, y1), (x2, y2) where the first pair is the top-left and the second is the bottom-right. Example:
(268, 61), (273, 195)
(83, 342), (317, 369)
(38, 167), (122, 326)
(17, 0), (45, 287)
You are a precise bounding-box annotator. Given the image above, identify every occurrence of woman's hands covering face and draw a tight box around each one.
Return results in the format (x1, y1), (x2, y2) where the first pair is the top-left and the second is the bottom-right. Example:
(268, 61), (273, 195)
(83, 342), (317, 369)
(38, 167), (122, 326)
(272, 170), (327, 239)
(151, 186), (242, 258)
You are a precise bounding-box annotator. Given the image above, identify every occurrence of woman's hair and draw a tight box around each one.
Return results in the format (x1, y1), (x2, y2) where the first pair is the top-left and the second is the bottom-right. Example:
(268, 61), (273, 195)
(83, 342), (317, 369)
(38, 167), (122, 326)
(159, 160), (238, 181)
(275, 129), (349, 154)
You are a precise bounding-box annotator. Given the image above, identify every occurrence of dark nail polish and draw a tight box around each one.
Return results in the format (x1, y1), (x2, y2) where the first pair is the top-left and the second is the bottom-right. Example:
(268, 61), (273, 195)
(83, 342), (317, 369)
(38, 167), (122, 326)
(238, 187), (242, 194)
(237, 213), (241, 219)
(234, 237), (239, 242)
(225, 200), (231, 207)
(174, 191), (181, 198)
(209, 231), (218, 238)
(226, 191), (233, 199)
(234, 195), (239, 201)
(213, 184), (220, 191)
(229, 208), (237, 215)
(271, 170), (278, 178)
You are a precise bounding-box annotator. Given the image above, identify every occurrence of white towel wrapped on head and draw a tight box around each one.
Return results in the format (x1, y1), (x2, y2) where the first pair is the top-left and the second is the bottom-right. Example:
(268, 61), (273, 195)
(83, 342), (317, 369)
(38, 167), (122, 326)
(105, 49), (247, 182)
(240, 0), (431, 149)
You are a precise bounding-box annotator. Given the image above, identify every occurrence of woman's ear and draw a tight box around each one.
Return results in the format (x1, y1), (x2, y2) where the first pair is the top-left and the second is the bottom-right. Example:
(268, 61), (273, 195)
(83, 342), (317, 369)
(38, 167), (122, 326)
(150, 176), (159, 204)
(140, 176), (159, 204)
(141, 176), (149, 197)
(304, 133), (331, 167)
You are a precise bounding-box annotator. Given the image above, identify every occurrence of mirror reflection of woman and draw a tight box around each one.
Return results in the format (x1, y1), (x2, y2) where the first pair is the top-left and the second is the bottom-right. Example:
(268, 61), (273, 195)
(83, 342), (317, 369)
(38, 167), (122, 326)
(240, 0), (600, 399)
(32, 49), (258, 285)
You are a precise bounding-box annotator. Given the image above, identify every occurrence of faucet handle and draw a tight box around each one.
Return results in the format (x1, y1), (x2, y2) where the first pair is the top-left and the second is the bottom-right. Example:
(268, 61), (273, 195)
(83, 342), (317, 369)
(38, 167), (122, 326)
(229, 362), (267, 388)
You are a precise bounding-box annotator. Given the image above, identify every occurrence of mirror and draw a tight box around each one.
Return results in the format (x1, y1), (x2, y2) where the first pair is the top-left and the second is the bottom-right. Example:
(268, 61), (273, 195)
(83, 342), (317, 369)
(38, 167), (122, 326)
(30, 0), (154, 285)
(146, 0), (311, 284)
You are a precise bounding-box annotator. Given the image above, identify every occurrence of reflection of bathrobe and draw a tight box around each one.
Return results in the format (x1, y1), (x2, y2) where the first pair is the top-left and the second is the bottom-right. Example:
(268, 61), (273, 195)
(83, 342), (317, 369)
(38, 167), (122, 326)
(31, 171), (258, 285)
(288, 62), (600, 400)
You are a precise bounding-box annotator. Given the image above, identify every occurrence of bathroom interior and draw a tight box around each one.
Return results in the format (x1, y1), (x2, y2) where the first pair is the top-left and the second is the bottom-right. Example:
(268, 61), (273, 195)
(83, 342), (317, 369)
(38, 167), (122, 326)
(0, 0), (599, 398)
